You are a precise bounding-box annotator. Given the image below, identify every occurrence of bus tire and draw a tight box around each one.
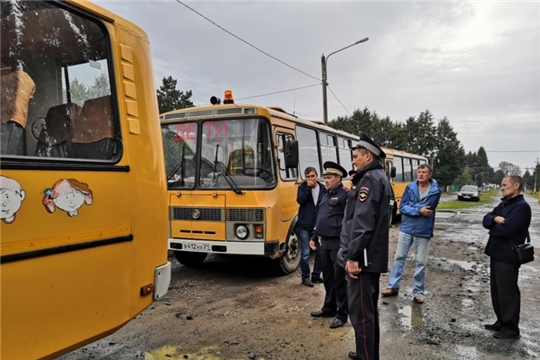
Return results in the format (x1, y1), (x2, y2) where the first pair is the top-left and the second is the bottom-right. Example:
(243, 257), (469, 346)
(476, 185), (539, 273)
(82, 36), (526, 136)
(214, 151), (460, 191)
(277, 229), (301, 275)
(174, 251), (207, 266)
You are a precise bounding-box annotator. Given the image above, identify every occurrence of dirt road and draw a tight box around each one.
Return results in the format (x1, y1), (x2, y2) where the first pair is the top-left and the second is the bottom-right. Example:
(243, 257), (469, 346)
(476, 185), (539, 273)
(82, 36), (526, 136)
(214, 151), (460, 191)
(59, 194), (540, 360)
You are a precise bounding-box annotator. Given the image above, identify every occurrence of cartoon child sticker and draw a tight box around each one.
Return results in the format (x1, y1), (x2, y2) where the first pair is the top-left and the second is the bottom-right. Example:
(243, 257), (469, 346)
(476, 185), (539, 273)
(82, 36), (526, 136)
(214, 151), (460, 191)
(0, 176), (26, 224)
(43, 179), (93, 217)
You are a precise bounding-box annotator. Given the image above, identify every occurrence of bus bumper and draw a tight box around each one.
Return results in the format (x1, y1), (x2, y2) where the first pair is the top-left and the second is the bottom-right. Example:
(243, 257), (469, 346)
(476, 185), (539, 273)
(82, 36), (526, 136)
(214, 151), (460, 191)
(154, 261), (171, 300)
(168, 239), (280, 256)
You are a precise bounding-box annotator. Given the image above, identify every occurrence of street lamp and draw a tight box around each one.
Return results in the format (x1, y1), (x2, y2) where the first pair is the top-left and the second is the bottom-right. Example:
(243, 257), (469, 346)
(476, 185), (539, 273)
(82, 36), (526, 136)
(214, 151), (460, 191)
(321, 37), (369, 125)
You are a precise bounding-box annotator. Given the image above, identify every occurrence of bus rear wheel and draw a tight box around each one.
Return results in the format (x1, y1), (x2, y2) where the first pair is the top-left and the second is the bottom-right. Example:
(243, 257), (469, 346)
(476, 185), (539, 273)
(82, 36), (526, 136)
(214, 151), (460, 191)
(277, 230), (301, 275)
(174, 251), (207, 267)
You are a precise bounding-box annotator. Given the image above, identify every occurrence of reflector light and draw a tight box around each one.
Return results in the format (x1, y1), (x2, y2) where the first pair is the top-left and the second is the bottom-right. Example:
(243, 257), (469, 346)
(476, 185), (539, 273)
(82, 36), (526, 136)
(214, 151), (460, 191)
(140, 284), (154, 296)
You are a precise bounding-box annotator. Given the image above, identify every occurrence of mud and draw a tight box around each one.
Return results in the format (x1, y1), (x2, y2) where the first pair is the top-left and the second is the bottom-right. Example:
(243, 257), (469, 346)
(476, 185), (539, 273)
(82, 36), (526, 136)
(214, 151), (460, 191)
(59, 194), (540, 360)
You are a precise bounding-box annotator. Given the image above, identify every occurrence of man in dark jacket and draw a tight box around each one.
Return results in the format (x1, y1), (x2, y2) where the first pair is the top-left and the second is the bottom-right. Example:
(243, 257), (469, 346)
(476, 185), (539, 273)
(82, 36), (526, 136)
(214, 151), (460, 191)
(339, 132), (393, 360)
(482, 175), (531, 340)
(296, 166), (324, 287)
(382, 164), (441, 304)
(310, 161), (349, 329)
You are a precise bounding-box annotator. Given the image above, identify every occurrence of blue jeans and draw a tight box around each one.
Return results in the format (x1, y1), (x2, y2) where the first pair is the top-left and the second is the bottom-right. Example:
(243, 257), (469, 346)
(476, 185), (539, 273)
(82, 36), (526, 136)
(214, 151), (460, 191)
(296, 227), (322, 280)
(387, 231), (431, 297)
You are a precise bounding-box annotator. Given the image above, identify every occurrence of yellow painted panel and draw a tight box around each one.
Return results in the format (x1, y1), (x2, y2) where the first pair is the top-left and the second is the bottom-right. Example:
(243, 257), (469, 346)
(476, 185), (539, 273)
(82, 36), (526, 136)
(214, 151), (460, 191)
(122, 62), (134, 80)
(119, 44), (133, 63)
(126, 99), (139, 117)
(169, 192), (226, 207)
(124, 81), (137, 99)
(128, 118), (141, 134)
(171, 220), (226, 240)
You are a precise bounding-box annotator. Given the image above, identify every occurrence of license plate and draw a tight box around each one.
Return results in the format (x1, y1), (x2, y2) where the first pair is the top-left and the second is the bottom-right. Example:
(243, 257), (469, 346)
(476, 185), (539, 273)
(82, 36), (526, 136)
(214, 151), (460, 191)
(181, 242), (210, 252)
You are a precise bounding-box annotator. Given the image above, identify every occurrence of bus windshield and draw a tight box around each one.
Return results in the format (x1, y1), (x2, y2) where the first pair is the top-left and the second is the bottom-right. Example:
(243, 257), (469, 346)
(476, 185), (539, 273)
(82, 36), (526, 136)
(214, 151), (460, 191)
(161, 118), (275, 190)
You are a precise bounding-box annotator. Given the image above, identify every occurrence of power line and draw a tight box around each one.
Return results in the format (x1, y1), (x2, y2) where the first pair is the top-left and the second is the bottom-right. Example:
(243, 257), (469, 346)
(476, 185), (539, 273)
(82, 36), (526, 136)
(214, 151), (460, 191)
(485, 150), (540, 153)
(327, 86), (351, 116)
(175, 1), (321, 82)
(236, 83), (320, 101)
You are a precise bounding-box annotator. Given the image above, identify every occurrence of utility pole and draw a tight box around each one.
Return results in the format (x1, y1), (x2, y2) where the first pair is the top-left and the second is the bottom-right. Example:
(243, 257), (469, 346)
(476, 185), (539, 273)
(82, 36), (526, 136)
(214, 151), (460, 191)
(534, 158), (539, 193)
(321, 37), (369, 124)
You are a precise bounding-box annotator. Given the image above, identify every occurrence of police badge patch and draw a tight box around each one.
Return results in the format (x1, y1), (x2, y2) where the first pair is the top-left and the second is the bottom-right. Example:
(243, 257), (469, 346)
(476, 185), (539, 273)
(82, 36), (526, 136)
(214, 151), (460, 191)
(358, 187), (369, 201)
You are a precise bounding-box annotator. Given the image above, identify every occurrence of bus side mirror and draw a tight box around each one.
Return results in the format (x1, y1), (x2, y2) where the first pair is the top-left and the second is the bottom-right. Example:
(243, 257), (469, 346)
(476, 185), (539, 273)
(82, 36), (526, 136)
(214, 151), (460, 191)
(391, 166), (396, 178)
(285, 139), (299, 168)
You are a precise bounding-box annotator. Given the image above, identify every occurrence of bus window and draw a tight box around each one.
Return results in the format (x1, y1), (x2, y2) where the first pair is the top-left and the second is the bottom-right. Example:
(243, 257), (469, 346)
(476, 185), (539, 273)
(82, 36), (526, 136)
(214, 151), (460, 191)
(394, 156), (404, 182)
(320, 132), (337, 164)
(162, 122), (198, 189)
(277, 132), (297, 181)
(297, 126), (320, 179)
(338, 136), (353, 172)
(1, 1), (118, 161)
(412, 159), (420, 179)
(403, 158), (412, 182)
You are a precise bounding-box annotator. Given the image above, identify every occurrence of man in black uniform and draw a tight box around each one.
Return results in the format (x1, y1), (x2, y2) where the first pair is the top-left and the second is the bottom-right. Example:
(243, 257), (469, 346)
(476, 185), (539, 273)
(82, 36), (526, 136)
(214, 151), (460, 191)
(339, 132), (393, 360)
(310, 161), (349, 329)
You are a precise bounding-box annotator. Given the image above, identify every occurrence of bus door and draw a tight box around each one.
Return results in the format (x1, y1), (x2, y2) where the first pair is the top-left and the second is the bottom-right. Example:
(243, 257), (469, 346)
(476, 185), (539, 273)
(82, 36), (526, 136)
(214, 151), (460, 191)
(274, 129), (298, 223)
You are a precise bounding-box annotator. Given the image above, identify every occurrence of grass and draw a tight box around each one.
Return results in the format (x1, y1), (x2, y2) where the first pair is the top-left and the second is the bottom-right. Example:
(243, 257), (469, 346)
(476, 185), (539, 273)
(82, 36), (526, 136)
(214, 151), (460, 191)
(437, 189), (500, 211)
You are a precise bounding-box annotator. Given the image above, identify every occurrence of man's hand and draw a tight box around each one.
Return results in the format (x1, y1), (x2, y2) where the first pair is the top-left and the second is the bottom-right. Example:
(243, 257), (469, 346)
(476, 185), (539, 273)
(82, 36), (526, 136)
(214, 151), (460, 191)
(307, 178), (317, 188)
(419, 206), (433, 217)
(309, 240), (316, 251)
(494, 216), (505, 224)
(346, 260), (361, 279)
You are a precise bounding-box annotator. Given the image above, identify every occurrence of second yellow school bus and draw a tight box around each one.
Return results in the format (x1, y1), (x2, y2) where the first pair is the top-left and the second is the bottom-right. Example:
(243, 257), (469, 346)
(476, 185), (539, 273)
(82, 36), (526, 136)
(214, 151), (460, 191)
(161, 91), (357, 273)
(381, 147), (428, 219)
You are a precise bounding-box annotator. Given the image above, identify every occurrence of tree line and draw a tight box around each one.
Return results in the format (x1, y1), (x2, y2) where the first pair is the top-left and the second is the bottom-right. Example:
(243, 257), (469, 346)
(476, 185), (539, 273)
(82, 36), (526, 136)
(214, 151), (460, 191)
(153, 75), (537, 190)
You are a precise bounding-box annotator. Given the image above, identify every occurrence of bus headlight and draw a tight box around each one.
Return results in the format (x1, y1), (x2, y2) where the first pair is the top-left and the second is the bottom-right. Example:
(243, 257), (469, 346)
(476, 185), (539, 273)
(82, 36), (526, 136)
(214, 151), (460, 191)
(235, 225), (249, 239)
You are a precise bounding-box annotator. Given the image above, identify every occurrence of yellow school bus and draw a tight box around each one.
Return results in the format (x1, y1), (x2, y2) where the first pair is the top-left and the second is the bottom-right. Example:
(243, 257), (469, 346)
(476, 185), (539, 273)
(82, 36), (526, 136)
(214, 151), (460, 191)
(0, 1), (170, 359)
(161, 91), (357, 273)
(382, 147), (428, 220)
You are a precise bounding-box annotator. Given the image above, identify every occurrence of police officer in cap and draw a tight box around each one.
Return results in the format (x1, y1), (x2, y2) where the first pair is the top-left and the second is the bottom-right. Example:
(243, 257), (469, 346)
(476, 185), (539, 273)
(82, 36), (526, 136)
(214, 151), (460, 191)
(338, 132), (393, 360)
(310, 161), (349, 329)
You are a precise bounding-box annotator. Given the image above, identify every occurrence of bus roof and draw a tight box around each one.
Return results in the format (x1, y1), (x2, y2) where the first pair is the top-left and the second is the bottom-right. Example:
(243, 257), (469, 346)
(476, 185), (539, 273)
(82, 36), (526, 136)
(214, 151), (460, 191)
(160, 103), (360, 140)
(382, 147), (428, 161)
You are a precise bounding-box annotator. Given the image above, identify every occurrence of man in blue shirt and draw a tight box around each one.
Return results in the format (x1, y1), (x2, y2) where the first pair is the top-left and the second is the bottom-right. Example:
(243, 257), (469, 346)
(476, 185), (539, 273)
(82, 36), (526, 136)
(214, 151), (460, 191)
(382, 164), (441, 304)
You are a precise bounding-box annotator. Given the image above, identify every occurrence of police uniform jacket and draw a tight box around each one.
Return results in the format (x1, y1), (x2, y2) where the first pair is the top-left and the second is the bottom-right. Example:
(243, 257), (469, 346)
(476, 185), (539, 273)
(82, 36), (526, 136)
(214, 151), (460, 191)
(483, 194), (531, 266)
(313, 183), (348, 239)
(338, 160), (392, 273)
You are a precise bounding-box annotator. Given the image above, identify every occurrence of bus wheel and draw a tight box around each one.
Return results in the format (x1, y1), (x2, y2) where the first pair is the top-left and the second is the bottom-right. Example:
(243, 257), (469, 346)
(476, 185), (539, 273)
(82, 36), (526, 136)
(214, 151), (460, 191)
(174, 251), (207, 266)
(277, 230), (301, 275)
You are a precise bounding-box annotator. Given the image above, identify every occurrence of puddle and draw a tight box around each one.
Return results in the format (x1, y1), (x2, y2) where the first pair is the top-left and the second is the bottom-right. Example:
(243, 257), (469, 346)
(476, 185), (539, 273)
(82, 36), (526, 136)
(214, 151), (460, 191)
(398, 305), (423, 328)
(433, 257), (479, 272)
(145, 345), (239, 360)
(454, 345), (479, 360)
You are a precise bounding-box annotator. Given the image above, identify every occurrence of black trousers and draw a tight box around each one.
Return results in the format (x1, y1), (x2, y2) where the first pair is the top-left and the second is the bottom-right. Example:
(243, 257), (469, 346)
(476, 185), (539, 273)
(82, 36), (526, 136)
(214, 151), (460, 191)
(320, 238), (348, 322)
(490, 259), (521, 334)
(348, 271), (380, 360)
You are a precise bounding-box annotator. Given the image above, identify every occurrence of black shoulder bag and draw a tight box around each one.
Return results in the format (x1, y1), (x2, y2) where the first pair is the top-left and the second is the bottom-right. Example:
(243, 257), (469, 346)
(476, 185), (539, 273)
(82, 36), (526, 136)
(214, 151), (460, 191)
(514, 232), (534, 264)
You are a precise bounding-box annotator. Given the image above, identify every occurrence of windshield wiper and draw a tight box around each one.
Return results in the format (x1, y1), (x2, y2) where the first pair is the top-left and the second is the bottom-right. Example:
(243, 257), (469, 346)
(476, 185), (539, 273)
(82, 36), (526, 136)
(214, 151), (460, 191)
(166, 143), (186, 182)
(214, 144), (243, 195)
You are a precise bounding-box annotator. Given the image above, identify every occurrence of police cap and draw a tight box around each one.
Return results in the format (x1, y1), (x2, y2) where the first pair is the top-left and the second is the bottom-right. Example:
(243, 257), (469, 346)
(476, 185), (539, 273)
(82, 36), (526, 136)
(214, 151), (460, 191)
(352, 132), (386, 158)
(323, 161), (347, 178)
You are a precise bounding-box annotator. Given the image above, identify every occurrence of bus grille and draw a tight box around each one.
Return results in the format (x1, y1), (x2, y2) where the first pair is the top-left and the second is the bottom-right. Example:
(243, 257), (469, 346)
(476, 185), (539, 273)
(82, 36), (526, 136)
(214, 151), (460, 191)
(170, 207), (224, 221)
(226, 208), (264, 222)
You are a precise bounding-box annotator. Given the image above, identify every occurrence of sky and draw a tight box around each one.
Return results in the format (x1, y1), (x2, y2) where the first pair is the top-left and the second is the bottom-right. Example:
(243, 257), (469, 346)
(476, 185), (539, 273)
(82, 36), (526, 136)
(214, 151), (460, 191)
(95, 0), (540, 173)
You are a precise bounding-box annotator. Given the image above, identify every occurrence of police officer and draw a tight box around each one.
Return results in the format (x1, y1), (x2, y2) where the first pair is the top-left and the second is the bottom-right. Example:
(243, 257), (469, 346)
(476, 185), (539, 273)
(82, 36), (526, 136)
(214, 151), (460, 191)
(338, 132), (393, 360)
(310, 161), (349, 329)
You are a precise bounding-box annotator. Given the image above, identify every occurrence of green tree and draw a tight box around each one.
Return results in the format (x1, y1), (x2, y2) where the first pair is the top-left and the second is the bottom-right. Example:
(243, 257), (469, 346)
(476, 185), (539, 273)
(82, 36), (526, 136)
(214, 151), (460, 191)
(433, 118), (465, 188)
(492, 169), (505, 185)
(498, 161), (521, 176)
(157, 76), (193, 114)
(455, 169), (473, 187)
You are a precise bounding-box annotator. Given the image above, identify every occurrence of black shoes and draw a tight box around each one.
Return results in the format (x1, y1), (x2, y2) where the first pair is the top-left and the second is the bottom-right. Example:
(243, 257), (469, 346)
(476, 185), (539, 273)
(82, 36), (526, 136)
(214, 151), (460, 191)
(329, 318), (345, 329)
(311, 277), (324, 283)
(302, 278), (314, 287)
(347, 351), (360, 360)
(492, 330), (520, 339)
(310, 310), (335, 318)
(484, 322), (502, 331)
